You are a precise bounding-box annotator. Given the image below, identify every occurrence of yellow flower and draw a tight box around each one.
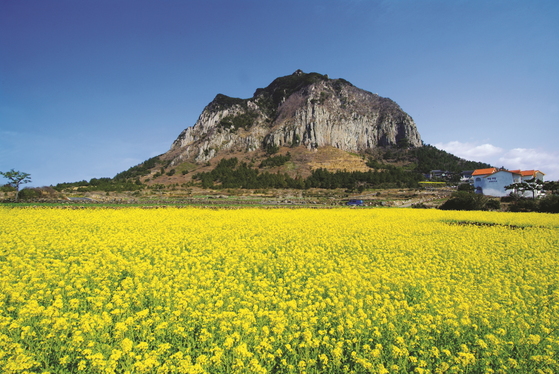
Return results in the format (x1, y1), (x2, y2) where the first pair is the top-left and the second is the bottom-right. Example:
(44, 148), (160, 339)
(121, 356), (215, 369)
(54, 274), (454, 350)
(121, 338), (133, 353)
(528, 334), (541, 345)
(332, 346), (343, 360)
(1, 207), (558, 373)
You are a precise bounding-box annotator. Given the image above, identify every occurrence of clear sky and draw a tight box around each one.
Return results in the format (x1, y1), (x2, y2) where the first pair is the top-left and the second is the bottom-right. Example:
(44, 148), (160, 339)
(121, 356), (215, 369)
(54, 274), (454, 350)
(1, 0), (558, 187)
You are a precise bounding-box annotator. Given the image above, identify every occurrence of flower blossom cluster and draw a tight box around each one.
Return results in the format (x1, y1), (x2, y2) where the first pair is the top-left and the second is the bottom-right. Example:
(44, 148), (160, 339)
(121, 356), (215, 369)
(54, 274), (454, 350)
(0, 207), (558, 373)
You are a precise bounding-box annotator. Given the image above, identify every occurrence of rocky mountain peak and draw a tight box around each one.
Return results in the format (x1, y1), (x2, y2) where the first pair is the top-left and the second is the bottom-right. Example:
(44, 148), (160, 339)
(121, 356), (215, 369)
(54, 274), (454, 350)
(167, 71), (422, 165)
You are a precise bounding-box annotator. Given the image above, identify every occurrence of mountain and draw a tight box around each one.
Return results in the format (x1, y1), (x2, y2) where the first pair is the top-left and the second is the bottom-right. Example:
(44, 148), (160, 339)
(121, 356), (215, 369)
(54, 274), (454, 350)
(97, 71), (489, 190)
(53, 71), (494, 192)
(165, 70), (422, 167)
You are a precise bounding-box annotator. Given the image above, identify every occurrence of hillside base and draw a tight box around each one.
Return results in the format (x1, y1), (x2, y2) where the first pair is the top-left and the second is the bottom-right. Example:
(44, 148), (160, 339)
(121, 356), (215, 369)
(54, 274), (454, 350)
(2, 187), (453, 208)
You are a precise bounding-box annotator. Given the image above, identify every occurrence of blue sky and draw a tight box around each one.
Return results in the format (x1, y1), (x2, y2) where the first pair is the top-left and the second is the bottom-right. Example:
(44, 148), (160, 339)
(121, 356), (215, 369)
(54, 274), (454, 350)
(1, 0), (558, 186)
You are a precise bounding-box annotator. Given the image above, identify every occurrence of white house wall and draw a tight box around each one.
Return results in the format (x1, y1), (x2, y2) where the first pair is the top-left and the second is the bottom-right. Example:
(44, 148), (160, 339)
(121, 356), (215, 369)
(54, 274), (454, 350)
(521, 172), (545, 182)
(473, 171), (521, 197)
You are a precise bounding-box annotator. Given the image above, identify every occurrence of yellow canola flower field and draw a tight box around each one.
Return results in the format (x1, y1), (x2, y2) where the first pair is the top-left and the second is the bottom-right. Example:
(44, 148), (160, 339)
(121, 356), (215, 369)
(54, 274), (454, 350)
(0, 207), (558, 374)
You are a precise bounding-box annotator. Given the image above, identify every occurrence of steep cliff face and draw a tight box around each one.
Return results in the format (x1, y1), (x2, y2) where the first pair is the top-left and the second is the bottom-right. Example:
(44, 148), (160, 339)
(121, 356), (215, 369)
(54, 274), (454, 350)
(168, 70), (421, 165)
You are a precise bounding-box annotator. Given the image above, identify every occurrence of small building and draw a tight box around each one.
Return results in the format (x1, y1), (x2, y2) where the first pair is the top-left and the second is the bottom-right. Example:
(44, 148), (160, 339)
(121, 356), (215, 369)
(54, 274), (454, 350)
(472, 168), (545, 197)
(460, 170), (474, 183)
(429, 170), (452, 180)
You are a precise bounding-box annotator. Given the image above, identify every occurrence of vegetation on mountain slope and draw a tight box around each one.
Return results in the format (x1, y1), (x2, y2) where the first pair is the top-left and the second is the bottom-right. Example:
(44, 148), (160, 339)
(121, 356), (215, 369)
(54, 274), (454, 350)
(49, 144), (493, 194)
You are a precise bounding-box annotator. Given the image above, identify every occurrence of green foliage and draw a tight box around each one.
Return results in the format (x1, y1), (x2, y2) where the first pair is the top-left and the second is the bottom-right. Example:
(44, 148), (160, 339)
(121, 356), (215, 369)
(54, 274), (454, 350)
(505, 178), (544, 198)
(268, 72), (328, 106)
(89, 177), (112, 186)
(113, 156), (162, 181)
(411, 145), (492, 174)
(217, 111), (258, 132)
(54, 177), (144, 193)
(0, 184), (16, 192)
(17, 188), (39, 200)
(332, 78), (352, 93)
(193, 158), (299, 189)
(0, 169), (32, 201)
(193, 158), (422, 191)
(507, 198), (539, 212)
(439, 191), (493, 211)
(259, 153), (291, 168)
(507, 194), (559, 213)
(265, 143), (280, 155)
(543, 181), (559, 194)
(457, 183), (475, 192)
(397, 137), (410, 149)
(174, 161), (196, 176)
(365, 157), (385, 169)
(12, 187), (60, 200)
(210, 94), (247, 112)
(0, 169), (31, 187)
(253, 71), (331, 118)
(485, 199), (501, 211)
(67, 154), (173, 192)
(538, 194), (559, 213)
(306, 167), (423, 190)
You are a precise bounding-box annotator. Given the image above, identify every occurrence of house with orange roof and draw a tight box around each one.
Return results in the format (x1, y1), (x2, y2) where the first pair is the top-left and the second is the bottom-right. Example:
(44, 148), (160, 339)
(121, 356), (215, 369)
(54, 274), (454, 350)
(472, 168), (545, 197)
(509, 169), (545, 182)
(472, 167), (498, 176)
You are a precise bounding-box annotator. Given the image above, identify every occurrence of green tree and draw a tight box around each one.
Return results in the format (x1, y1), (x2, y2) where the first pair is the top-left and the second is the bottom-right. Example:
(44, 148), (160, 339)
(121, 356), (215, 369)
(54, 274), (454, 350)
(457, 183), (475, 192)
(543, 181), (559, 195)
(439, 191), (491, 211)
(505, 178), (543, 199)
(538, 194), (559, 213)
(0, 169), (32, 202)
(397, 137), (410, 149)
(265, 143), (280, 155)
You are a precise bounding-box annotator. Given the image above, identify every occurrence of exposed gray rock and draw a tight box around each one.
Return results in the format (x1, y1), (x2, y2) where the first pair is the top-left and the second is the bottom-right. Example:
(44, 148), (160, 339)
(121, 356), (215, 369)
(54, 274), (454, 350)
(168, 71), (421, 165)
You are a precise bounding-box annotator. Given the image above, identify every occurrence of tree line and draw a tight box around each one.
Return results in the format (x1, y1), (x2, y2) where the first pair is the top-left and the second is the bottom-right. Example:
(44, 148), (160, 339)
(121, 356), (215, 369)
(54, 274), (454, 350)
(409, 144), (492, 175)
(192, 157), (423, 191)
(53, 177), (144, 193)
